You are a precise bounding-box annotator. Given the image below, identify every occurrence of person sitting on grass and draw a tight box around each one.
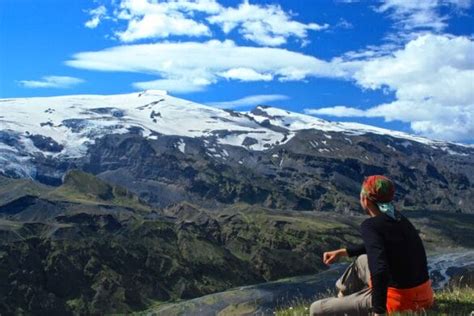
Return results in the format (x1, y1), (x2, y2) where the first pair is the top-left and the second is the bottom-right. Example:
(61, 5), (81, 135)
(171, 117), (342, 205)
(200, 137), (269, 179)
(310, 175), (434, 316)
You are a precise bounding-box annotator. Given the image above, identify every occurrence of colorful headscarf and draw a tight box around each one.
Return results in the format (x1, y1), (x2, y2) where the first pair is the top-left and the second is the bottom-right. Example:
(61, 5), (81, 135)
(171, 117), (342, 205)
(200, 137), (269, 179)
(361, 175), (399, 220)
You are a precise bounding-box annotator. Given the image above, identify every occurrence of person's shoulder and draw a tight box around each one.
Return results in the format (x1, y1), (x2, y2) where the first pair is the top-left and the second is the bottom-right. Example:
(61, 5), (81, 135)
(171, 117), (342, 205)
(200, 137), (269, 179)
(361, 217), (378, 229)
(360, 214), (390, 231)
(361, 215), (385, 225)
(360, 217), (384, 238)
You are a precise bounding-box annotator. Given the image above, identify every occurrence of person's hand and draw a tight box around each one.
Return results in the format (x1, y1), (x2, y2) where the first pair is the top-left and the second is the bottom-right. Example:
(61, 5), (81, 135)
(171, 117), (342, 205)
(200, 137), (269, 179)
(323, 250), (339, 265)
(322, 249), (347, 265)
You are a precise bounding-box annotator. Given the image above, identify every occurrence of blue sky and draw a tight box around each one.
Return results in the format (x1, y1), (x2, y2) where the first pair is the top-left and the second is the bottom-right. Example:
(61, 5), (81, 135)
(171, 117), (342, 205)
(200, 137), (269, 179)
(1, 0), (473, 142)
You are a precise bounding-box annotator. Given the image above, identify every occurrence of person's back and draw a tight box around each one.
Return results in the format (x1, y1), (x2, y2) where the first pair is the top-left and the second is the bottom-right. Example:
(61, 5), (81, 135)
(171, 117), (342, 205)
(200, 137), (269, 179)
(310, 175), (434, 315)
(358, 210), (433, 313)
(364, 212), (429, 289)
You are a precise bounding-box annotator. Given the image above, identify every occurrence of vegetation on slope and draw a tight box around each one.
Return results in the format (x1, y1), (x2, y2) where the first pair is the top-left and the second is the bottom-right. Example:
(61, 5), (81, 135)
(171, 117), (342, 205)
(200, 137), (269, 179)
(275, 285), (474, 316)
(47, 169), (151, 211)
(1, 172), (473, 314)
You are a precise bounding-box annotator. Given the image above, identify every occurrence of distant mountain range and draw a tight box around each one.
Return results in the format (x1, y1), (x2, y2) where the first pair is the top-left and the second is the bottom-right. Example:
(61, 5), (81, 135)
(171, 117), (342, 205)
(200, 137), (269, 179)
(1, 90), (473, 212)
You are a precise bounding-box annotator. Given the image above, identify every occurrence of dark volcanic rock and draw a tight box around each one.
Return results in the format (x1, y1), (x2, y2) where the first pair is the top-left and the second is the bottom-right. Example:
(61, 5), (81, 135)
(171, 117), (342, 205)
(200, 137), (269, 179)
(61, 119), (89, 133)
(4, 121), (474, 213)
(60, 129), (472, 213)
(88, 107), (125, 117)
(28, 134), (64, 152)
(0, 130), (21, 147)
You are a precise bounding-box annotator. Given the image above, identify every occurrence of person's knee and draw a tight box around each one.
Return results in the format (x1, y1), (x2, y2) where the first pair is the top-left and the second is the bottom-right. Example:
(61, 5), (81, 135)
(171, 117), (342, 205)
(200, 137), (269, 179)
(309, 300), (323, 316)
(356, 254), (368, 265)
(355, 254), (370, 282)
(355, 254), (369, 273)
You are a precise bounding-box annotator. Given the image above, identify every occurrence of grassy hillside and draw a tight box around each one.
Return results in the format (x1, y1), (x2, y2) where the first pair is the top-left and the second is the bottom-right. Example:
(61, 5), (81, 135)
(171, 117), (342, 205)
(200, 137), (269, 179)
(0, 170), (151, 211)
(276, 286), (474, 316)
(46, 169), (151, 212)
(1, 172), (474, 314)
(0, 175), (52, 205)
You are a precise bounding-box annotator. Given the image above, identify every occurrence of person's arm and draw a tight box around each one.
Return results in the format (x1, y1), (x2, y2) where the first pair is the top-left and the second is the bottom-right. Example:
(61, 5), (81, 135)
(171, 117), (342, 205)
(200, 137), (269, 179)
(322, 248), (348, 265)
(361, 221), (389, 315)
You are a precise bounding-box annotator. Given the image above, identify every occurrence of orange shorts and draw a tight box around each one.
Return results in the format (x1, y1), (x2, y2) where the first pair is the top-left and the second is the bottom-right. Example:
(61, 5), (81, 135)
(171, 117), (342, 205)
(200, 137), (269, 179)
(386, 279), (434, 313)
(368, 279), (434, 313)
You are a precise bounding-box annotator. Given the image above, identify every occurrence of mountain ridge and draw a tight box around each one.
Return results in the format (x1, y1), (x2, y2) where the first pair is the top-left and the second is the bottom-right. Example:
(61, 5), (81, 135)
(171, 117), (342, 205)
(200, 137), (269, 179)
(1, 91), (473, 213)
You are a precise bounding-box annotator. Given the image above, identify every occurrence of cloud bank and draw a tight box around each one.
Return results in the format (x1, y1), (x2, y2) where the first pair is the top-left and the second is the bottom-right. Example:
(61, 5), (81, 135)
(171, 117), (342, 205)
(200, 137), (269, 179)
(88, 0), (327, 46)
(305, 34), (474, 142)
(208, 94), (289, 109)
(66, 40), (344, 93)
(18, 76), (85, 89)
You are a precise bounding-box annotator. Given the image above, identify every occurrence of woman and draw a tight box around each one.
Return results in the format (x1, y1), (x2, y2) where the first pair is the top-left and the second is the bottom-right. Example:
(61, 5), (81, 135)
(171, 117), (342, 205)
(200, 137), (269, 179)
(310, 175), (434, 315)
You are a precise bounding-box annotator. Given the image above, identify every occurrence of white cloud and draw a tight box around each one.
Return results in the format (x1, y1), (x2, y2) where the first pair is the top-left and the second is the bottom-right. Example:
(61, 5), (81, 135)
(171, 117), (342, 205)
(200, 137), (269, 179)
(18, 76), (85, 89)
(207, 0), (328, 46)
(335, 18), (354, 30)
(66, 40), (343, 93)
(305, 34), (474, 142)
(85, 5), (107, 29)
(375, 0), (472, 37)
(113, 0), (217, 41)
(208, 94), (289, 109)
(304, 106), (366, 117)
(347, 34), (474, 104)
(340, 43), (400, 60)
(153, 0), (222, 14)
(376, 0), (447, 32)
(133, 77), (211, 93)
(218, 68), (273, 81)
(340, 1), (472, 58)
(90, 0), (327, 46)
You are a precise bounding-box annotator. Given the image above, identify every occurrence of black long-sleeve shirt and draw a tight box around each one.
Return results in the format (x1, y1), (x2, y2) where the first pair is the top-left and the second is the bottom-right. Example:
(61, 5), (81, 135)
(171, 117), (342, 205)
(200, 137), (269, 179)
(346, 211), (429, 314)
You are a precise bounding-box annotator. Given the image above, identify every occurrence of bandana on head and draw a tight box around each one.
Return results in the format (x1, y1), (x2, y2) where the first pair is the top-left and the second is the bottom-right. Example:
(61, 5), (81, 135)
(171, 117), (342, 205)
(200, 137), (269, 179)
(361, 175), (399, 220)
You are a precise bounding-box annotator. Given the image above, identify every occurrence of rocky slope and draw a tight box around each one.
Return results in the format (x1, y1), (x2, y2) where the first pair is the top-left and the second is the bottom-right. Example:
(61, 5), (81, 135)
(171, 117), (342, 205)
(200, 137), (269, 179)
(1, 171), (473, 315)
(0, 171), (360, 314)
(1, 91), (473, 213)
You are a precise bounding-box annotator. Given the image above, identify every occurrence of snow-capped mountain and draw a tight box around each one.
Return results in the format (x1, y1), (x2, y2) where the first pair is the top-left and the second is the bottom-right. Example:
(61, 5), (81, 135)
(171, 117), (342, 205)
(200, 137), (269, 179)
(1, 90), (284, 156)
(0, 90), (466, 160)
(1, 91), (473, 212)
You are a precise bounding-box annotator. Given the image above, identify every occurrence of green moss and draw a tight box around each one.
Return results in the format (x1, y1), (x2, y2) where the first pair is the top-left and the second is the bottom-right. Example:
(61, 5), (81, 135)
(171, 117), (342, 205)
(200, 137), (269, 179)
(66, 298), (89, 314)
(178, 236), (228, 265)
(0, 175), (52, 204)
(45, 169), (151, 212)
